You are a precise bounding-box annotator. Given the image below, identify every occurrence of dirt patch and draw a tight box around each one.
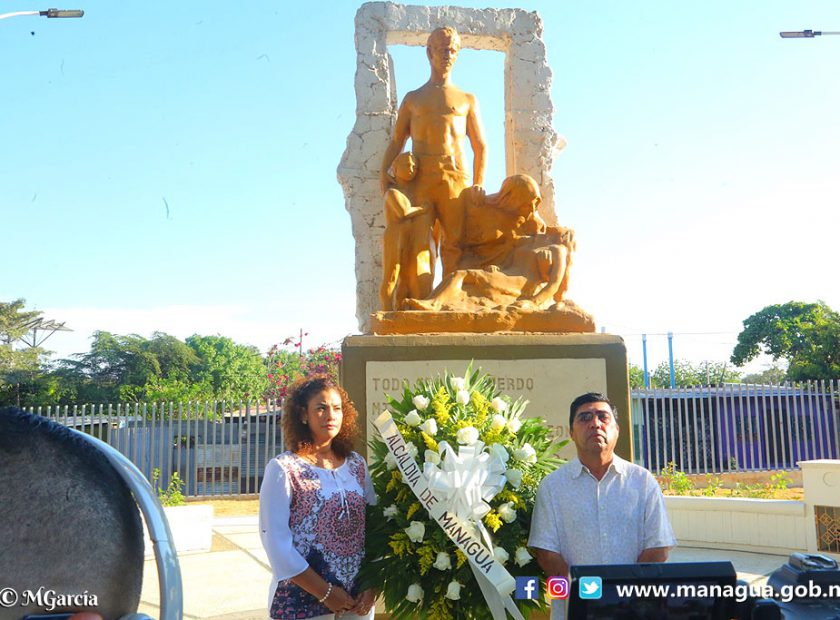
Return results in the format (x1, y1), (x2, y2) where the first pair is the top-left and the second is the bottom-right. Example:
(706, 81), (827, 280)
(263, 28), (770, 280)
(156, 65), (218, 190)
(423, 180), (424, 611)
(210, 532), (240, 552)
(188, 498), (259, 516)
(663, 488), (803, 500)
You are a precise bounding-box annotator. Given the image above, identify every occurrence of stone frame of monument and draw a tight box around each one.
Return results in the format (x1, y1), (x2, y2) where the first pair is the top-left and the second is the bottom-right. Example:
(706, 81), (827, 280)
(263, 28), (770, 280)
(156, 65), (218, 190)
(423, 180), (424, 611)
(338, 2), (562, 333)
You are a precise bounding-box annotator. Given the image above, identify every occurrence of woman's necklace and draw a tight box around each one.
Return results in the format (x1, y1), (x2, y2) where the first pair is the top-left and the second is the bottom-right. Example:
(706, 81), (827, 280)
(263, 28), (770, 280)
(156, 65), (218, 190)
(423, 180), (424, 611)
(301, 450), (340, 469)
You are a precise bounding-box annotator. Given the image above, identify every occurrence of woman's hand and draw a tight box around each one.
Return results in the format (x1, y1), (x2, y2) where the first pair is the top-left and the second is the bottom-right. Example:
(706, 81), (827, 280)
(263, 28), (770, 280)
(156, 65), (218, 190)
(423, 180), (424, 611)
(324, 584), (355, 614)
(350, 588), (377, 615)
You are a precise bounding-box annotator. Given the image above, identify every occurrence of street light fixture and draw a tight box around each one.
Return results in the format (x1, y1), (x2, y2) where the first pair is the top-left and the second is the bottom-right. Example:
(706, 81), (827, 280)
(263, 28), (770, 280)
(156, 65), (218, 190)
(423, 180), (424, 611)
(780, 29), (839, 38)
(0, 8), (84, 20)
(43, 9), (84, 18)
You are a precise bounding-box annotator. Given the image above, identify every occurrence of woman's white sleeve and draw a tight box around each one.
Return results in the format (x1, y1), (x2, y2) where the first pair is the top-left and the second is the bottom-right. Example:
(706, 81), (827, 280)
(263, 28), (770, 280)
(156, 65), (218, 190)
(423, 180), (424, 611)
(363, 459), (377, 506)
(258, 458), (309, 580)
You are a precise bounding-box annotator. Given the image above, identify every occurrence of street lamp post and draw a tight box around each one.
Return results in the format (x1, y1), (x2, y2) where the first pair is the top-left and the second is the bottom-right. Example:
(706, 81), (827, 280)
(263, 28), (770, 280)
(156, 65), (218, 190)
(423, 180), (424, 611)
(0, 8), (84, 20)
(780, 29), (839, 38)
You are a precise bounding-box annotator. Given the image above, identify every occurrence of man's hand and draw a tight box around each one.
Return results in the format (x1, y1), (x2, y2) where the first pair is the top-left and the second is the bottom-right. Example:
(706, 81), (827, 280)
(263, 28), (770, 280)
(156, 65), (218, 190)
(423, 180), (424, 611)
(533, 547), (569, 578)
(637, 547), (670, 563)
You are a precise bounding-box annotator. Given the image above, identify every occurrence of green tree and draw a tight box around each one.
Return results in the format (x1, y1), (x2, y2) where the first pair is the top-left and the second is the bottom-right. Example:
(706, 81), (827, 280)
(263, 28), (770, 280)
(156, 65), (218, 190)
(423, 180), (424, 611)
(58, 331), (199, 403)
(138, 375), (214, 403)
(741, 364), (787, 385)
(629, 363), (646, 389)
(0, 299), (46, 406)
(651, 359), (741, 388)
(731, 301), (840, 381)
(186, 334), (268, 402)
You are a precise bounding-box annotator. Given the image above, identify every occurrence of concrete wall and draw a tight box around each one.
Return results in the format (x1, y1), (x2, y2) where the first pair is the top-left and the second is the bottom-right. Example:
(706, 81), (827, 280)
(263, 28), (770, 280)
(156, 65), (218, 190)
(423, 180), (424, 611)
(665, 496), (808, 555)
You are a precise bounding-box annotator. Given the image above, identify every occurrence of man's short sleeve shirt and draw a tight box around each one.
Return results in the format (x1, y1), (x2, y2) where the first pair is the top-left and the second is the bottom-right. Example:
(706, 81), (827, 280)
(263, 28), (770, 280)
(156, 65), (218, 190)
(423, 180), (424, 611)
(528, 455), (676, 566)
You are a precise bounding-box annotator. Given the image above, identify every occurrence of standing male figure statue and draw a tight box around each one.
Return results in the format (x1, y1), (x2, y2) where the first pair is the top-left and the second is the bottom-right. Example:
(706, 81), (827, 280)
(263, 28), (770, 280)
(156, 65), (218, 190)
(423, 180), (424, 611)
(380, 26), (487, 279)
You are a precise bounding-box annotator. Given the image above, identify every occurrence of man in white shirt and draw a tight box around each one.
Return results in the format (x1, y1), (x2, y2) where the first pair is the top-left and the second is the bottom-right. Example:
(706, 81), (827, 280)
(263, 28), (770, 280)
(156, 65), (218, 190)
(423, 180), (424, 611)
(528, 392), (676, 619)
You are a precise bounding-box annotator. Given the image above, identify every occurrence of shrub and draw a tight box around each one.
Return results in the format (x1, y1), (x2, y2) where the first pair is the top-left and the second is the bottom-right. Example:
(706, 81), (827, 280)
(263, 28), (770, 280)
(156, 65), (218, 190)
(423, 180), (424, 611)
(152, 467), (186, 506)
(702, 475), (723, 497)
(659, 462), (694, 495)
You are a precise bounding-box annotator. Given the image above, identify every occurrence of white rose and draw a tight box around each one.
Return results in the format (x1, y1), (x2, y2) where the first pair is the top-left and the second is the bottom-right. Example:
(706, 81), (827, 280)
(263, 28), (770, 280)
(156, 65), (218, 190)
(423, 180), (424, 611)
(456, 389), (471, 405)
(497, 501), (517, 523)
(404, 410), (422, 427)
(419, 418), (438, 436)
(505, 468), (523, 488)
(412, 395), (430, 411)
(493, 546), (509, 565)
(506, 417), (522, 433)
(456, 426), (479, 446)
(404, 520), (425, 543)
(406, 583), (424, 602)
(491, 397), (508, 413)
(406, 442), (419, 458)
(384, 452), (397, 470)
(445, 580), (462, 600)
(514, 546), (532, 567)
(451, 377), (466, 390)
(424, 449), (441, 466)
(433, 551), (452, 571)
(514, 443), (537, 464)
(383, 504), (398, 520)
(490, 414), (507, 432)
(488, 443), (509, 464)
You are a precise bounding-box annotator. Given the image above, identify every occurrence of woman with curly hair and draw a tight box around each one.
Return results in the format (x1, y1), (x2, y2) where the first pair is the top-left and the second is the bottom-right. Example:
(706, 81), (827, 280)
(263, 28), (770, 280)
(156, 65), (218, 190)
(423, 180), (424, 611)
(259, 374), (377, 620)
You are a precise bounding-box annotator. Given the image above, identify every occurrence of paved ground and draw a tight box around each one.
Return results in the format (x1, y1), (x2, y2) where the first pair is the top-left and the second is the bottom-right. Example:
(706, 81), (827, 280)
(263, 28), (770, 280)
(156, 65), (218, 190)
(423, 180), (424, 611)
(138, 516), (791, 619)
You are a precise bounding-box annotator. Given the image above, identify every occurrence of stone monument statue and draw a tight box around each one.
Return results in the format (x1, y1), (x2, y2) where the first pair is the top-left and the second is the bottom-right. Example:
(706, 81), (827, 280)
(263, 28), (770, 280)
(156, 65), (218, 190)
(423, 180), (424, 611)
(379, 26), (486, 278)
(340, 3), (633, 508)
(402, 175), (575, 313)
(371, 26), (593, 334)
(380, 152), (435, 310)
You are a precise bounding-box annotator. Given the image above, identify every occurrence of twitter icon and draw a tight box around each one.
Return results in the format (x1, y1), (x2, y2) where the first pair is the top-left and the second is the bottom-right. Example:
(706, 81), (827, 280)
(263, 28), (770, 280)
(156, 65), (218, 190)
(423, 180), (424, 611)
(578, 576), (602, 600)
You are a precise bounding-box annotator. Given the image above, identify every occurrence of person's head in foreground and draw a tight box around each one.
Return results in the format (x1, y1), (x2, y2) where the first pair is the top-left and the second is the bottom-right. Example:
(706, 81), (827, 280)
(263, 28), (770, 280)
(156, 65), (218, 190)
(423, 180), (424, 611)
(0, 407), (144, 620)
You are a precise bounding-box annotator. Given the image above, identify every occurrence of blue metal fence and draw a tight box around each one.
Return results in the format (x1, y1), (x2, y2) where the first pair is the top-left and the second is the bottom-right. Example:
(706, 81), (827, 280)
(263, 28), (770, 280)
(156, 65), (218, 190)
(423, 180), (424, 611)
(631, 381), (840, 473)
(24, 400), (282, 498)
(24, 380), (840, 495)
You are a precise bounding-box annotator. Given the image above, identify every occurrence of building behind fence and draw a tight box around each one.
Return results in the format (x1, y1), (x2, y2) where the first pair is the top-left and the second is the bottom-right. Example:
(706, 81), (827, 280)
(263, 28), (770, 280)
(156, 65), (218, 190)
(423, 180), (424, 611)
(23, 380), (840, 497)
(631, 381), (840, 474)
(25, 401), (283, 499)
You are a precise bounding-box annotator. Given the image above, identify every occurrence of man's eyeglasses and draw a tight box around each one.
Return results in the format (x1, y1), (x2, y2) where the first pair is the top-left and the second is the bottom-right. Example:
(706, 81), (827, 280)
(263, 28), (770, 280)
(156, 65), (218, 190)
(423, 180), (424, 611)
(574, 410), (613, 424)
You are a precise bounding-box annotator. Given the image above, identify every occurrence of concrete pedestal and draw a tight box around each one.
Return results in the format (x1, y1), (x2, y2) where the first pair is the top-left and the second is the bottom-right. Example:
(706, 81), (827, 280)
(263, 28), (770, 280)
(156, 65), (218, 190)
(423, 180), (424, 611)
(341, 333), (632, 461)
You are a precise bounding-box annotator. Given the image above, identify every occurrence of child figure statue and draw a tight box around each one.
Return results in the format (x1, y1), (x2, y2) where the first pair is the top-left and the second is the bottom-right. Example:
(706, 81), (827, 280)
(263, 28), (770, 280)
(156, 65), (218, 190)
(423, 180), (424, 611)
(380, 152), (435, 310)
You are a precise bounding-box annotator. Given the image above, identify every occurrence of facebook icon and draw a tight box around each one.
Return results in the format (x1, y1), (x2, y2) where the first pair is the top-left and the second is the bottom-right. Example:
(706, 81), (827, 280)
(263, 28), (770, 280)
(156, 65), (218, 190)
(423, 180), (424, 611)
(515, 576), (540, 600)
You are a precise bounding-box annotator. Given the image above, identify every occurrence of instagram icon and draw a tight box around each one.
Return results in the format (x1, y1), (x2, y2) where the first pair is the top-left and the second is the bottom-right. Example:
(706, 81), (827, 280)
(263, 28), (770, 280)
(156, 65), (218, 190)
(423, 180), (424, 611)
(547, 576), (570, 599)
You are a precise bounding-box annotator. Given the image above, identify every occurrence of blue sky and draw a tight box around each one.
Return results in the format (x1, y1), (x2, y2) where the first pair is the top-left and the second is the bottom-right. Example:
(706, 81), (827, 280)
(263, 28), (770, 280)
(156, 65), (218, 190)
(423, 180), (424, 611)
(2, 1), (839, 373)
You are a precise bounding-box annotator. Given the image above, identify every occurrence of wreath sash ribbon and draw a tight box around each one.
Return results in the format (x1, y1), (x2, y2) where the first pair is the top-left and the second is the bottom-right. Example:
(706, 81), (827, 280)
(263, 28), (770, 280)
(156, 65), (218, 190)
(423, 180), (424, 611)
(424, 439), (507, 552)
(374, 411), (525, 620)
